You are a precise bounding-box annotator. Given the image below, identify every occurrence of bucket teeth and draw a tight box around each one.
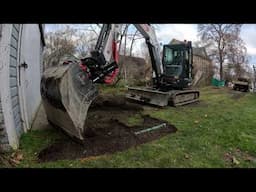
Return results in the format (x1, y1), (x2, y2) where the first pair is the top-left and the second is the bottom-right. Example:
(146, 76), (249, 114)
(41, 62), (98, 141)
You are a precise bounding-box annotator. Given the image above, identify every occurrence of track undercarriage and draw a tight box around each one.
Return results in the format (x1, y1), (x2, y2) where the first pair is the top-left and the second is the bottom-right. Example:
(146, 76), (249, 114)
(126, 87), (200, 107)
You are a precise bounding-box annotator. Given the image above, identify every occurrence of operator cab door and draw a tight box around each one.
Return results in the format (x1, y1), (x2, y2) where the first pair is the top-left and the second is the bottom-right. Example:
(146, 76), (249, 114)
(162, 45), (192, 80)
(162, 45), (184, 78)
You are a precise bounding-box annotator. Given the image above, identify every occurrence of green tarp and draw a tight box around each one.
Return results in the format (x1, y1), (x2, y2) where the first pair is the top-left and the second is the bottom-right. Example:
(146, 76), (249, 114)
(211, 78), (225, 87)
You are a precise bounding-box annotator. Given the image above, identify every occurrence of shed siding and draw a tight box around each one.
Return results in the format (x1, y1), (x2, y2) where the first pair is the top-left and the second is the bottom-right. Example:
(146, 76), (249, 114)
(9, 24), (22, 137)
(0, 24), (8, 147)
(0, 24), (55, 150)
(0, 101), (7, 145)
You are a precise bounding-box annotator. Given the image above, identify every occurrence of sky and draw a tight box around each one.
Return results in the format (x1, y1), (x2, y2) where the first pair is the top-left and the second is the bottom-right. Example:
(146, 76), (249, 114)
(45, 24), (256, 65)
(154, 24), (256, 65)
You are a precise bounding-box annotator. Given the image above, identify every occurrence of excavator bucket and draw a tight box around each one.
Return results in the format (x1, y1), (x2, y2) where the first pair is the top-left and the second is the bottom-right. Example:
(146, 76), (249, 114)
(40, 61), (98, 142)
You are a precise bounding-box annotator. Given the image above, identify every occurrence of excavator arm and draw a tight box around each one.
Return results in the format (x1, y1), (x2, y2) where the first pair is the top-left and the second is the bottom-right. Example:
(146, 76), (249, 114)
(79, 24), (122, 84)
(80, 24), (163, 87)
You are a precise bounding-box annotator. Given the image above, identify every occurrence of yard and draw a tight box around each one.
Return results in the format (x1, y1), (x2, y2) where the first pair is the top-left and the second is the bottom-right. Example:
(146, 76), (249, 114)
(1, 86), (256, 168)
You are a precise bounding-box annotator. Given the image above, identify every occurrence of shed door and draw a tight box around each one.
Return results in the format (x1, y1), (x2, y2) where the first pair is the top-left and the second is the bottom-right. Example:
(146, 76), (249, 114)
(19, 24), (42, 131)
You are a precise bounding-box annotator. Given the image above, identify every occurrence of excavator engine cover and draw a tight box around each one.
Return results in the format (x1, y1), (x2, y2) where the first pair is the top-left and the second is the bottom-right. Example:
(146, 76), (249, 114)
(40, 61), (98, 142)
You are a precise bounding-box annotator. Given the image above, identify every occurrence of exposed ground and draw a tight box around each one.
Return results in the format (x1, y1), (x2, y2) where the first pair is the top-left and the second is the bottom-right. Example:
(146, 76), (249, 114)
(1, 86), (256, 168)
(38, 96), (176, 162)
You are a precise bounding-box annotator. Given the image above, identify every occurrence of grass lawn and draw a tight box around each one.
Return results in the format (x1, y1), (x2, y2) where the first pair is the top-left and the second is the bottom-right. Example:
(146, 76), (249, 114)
(2, 86), (256, 168)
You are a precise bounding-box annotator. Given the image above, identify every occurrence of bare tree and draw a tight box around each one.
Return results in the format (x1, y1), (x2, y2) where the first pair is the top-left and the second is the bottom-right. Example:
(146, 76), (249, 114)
(75, 30), (98, 58)
(43, 26), (77, 69)
(0, 24), (2, 40)
(118, 24), (142, 84)
(226, 33), (248, 78)
(43, 24), (102, 70)
(198, 24), (242, 80)
(118, 24), (129, 54)
(129, 29), (139, 56)
(119, 25), (130, 83)
(193, 40), (212, 49)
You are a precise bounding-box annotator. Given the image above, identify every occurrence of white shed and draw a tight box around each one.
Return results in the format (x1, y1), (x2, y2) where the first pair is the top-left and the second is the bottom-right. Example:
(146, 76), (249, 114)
(0, 24), (45, 151)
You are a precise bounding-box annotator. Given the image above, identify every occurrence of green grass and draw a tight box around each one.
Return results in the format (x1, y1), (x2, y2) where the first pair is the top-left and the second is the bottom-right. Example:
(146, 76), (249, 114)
(12, 86), (256, 168)
(97, 81), (127, 95)
(126, 113), (144, 126)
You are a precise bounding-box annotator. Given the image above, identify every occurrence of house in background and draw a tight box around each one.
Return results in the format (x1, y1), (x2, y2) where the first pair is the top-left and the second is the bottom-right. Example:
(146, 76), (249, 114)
(170, 39), (213, 86)
(192, 47), (213, 86)
(118, 55), (151, 85)
(0, 24), (45, 151)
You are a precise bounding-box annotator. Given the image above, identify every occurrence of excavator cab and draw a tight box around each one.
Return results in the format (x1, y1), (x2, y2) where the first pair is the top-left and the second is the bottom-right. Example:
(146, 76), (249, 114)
(161, 41), (193, 90)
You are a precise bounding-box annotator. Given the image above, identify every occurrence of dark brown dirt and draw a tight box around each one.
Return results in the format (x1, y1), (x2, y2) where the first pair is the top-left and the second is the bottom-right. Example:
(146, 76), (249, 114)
(0, 154), (11, 167)
(38, 95), (177, 162)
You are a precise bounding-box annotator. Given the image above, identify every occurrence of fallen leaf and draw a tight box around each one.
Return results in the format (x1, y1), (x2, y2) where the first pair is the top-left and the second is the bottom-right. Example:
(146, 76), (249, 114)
(232, 157), (240, 165)
(224, 152), (233, 162)
(80, 156), (100, 162)
(8, 151), (23, 165)
(244, 153), (256, 162)
(245, 156), (253, 162)
(235, 148), (241, 153)
(0, 156), (12, 167)
(9, 158), (20, 165)
(16, 153), (23, 161)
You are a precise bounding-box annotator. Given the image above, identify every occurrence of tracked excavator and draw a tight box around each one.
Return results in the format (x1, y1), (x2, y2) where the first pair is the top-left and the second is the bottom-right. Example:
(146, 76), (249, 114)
(41, 24), (199, 141)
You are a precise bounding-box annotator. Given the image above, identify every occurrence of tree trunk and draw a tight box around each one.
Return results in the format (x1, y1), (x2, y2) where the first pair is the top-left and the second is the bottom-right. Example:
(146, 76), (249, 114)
(220, 58), (223, 80)
(123, 29), (128, 84)
(129, 30), (138, 56)
(118, 25), (129, 53)
(218, 41), (223, 81)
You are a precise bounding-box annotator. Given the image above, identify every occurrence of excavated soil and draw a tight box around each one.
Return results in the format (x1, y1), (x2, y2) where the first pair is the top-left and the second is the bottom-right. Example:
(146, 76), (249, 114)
(38, 95), (177, 162)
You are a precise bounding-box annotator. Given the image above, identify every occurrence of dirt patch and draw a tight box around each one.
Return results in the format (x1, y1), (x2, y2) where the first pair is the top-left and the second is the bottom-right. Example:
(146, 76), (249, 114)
(38, 95), (177, 162)
(38, 115), (176, 162)
(0, 153), (12, 167)
(0, 151), (23, 168)
(224, 148), (256, 166)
